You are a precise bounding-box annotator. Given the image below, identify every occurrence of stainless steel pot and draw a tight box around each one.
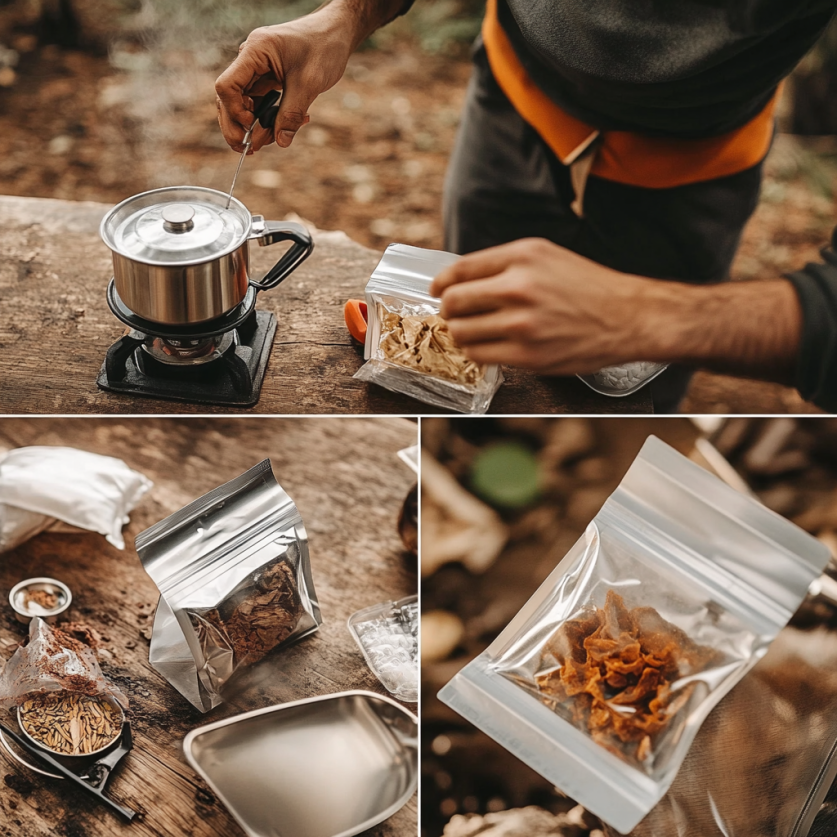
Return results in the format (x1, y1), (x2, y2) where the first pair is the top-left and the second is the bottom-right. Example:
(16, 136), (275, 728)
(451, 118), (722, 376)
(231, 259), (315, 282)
(100, 186), (314, 326)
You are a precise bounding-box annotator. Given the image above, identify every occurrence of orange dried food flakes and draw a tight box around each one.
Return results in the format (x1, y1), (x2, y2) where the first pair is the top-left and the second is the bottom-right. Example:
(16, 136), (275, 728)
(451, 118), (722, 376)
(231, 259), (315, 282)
(534, 590), (717, 763)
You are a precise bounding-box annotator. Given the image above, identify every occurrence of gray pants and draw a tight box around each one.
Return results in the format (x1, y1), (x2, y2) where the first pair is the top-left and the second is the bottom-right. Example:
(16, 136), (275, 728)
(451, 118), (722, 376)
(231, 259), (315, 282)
(443, 44), (765, 412)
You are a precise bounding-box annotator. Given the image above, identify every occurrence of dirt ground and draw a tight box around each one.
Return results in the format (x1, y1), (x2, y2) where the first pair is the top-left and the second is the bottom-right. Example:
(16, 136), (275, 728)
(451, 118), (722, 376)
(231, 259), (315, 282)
(0, 32), (834, 414)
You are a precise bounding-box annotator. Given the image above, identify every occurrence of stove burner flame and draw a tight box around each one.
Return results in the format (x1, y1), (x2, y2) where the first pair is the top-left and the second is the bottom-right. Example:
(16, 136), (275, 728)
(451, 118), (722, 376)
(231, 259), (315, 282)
(156, 336), (219, 360)
(139, 333), (235, 366)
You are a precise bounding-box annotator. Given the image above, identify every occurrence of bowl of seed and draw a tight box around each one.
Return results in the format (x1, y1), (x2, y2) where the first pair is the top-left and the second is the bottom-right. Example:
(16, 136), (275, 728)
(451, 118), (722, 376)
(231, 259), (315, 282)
(18, 692), (123, 760)
(9, 578), (72, 624)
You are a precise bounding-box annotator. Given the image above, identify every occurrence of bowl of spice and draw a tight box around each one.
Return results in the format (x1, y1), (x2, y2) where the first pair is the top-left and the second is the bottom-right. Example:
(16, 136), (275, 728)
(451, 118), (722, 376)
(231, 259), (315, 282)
(18, 691), (123, 761)
(8, 578), (72, 624)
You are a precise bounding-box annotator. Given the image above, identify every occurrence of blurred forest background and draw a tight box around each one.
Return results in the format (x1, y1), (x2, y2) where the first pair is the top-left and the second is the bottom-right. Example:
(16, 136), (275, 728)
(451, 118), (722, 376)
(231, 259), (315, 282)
(1, 0), (837, 413)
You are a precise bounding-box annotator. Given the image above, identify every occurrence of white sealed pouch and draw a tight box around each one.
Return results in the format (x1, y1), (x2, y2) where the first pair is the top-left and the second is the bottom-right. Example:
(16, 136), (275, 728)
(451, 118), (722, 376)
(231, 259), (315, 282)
(353, 244), (503, 414)
(0, 446), (152, 551)
(438, 436), (830, 834)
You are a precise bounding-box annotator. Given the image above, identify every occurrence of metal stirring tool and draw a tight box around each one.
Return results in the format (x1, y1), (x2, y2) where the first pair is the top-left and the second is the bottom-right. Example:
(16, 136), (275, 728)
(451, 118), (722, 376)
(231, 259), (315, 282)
(225, 89), (282, 209)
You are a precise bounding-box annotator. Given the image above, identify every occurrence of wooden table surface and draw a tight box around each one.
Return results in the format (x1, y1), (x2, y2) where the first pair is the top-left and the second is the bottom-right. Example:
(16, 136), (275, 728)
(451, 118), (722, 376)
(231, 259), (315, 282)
(0, 196), (652, 415)
(0, 417), (418, 837)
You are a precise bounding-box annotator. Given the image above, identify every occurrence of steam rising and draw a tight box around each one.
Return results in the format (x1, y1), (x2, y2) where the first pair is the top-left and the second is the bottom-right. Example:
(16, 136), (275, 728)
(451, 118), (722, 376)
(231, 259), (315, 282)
(101, 0), (319, 189)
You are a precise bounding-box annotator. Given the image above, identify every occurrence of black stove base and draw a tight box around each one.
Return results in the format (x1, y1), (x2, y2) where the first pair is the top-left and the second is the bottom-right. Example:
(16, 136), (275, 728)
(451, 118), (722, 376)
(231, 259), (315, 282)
(97, 311), (276, 408)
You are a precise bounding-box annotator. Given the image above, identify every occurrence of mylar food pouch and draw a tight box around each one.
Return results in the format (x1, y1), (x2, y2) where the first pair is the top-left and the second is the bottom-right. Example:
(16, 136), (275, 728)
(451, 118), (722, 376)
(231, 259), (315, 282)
(438, 436), (830, 833)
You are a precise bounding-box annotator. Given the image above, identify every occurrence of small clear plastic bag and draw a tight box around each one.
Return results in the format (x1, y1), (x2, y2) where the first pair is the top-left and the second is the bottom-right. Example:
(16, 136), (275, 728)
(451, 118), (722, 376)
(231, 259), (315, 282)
(136, 460), (322, 712)
(439, 436), (830, 834)
(348, 595), (418, 702)
(0, 617), (128, 710)
(353, 244), (503, 414)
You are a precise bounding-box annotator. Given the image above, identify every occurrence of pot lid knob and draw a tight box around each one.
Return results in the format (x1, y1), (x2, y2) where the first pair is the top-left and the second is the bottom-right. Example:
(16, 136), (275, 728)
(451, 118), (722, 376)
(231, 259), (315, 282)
(162, 204), (196, 233)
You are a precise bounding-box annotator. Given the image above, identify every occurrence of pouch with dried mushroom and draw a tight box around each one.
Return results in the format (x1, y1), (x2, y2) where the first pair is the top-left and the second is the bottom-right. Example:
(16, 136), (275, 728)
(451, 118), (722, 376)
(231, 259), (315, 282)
(137, 460), (322, 713)
(439, 436), (830, 834)
(354, 244), (503, 414)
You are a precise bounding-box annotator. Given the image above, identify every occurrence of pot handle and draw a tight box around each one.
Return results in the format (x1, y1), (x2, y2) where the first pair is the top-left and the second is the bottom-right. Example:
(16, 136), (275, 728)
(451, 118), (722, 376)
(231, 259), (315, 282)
(248, 217), (314, 291)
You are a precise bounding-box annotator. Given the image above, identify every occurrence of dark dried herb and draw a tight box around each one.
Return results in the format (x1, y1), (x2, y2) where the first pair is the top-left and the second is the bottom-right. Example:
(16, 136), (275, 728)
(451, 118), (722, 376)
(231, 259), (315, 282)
(202, 562), (304, 666)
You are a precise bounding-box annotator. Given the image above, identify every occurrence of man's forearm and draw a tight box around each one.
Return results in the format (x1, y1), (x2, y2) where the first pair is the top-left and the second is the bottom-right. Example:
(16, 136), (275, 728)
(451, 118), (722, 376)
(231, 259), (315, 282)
(635, 278), (803, 385)
(322, 0), (410, 51)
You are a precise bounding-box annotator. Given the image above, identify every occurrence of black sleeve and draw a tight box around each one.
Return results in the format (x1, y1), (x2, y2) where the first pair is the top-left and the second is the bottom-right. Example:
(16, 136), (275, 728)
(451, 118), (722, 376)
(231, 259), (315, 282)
(784, 229), (837, 413)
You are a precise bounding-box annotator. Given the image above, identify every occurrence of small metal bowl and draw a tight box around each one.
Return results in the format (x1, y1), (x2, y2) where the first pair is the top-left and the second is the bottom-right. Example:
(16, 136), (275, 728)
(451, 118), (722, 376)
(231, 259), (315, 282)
(17, 694), (124, 765)
(9, 578), (72, 624)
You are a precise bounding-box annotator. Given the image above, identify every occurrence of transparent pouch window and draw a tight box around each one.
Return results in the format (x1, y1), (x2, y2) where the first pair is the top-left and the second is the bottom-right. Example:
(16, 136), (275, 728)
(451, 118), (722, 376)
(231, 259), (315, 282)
(354, 243), (504, 415)
(348, 595), (418, 703)
(490, 521), (763, 781)
(372, 298), (488, 388)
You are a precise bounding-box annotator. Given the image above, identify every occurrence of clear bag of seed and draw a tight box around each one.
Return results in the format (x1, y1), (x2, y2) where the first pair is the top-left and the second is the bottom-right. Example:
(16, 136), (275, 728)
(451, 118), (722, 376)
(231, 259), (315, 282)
(578, 362), (668, 397)
(438, 436), (830, 834)
(348, 595), (418, 702)
(353, 244), (503, 414)
(0, 617), (128, 710)
(135, 460), (322, 713)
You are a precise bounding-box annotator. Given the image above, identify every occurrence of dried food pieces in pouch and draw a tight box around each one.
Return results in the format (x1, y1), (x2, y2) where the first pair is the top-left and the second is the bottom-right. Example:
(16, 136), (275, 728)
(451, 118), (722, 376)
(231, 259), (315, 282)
(136, 460), (322, 712)
(438, 436), (831, 834)
(0, 617), (128, 711)
(535, 590), (718, 765)
(354, 244), (503, 414)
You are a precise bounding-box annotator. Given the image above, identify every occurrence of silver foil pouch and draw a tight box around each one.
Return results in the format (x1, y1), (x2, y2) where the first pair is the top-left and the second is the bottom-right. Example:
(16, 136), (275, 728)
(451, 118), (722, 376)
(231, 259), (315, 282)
(354, 244), (503, 414)
(136, 460), (322, 712)
(438, 436), (830, 834)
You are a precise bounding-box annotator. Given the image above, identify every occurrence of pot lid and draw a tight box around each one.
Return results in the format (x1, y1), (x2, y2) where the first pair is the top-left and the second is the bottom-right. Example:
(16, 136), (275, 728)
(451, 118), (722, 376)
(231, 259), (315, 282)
(100, 186), (251, 265)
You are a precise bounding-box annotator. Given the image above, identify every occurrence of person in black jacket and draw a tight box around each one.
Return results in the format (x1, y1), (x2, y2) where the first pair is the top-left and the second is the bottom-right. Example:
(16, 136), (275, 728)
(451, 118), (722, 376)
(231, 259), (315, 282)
(214, 0), (837, 413)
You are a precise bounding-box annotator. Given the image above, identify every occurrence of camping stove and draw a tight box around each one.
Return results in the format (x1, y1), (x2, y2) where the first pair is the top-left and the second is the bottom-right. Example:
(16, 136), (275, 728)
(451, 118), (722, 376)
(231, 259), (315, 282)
(97, 279), (276, 407)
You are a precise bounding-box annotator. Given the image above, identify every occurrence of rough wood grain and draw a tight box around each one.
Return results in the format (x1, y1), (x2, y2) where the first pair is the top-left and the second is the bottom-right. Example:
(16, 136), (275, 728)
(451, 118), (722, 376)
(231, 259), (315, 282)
(0, 417), (418, 837)
(0, 196), (652, 415)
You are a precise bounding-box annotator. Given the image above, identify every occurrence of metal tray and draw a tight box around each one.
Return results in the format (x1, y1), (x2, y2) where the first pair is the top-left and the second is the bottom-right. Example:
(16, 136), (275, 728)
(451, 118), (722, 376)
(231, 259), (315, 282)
(183, 690), (417, 837)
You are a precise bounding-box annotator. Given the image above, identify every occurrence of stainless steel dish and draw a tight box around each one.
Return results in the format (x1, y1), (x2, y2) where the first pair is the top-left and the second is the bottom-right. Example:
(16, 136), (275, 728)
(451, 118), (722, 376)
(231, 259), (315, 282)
(100, 186), (314, 326)
(183, 690), (417, 837)
(8, 577), (72, 624)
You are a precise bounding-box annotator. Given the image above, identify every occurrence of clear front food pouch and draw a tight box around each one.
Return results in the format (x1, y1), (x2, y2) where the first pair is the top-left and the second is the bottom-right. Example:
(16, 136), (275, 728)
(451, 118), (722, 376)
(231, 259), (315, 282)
(354, 244), (503, 414)
(136, 460), (322, 712)
(438, 436), (830, 834)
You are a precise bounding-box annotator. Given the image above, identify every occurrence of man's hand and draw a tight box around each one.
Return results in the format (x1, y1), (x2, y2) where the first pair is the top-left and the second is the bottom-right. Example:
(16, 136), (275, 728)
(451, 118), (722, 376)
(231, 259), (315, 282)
(430, 237), (803, 383)
(430, 238), (661, 375)
(215, 0), (406, 153)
